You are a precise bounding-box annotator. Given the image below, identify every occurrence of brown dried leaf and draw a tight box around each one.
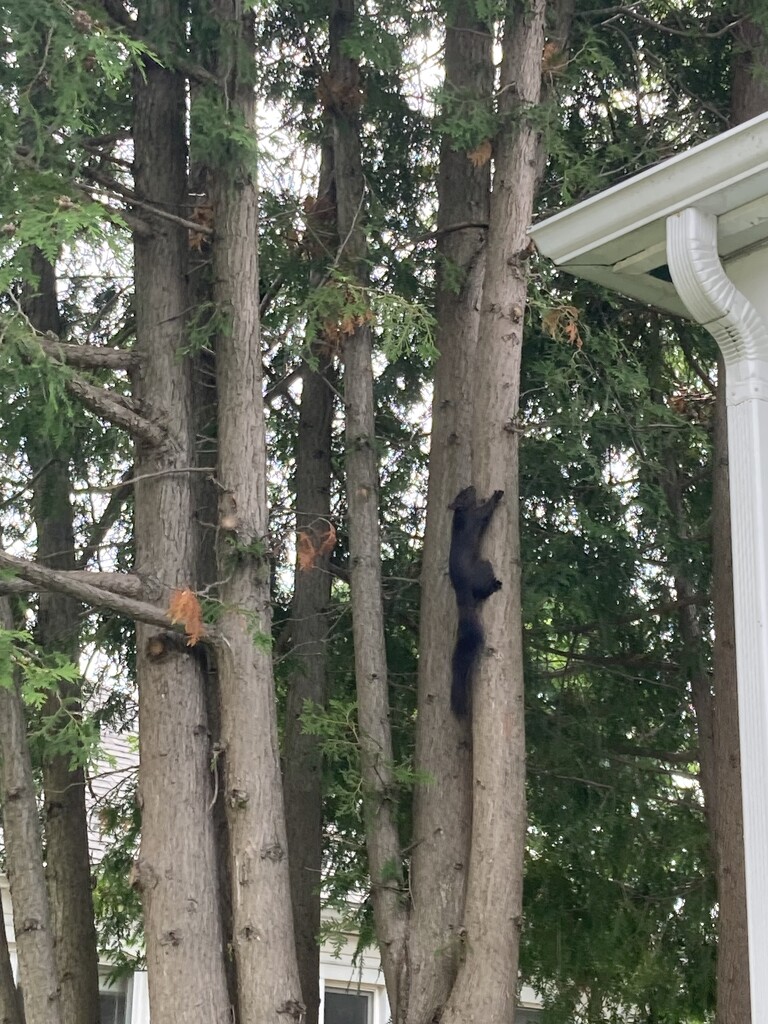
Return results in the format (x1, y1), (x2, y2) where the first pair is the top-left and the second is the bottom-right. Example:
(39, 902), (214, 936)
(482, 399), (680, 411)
(297, 531), (317, 572)
(468, 139), (492, 167)
(168, 588), (206, 646)
(316, 523), (336, 558)
(542, 305), (583, 349)
(297, 523), (337, 571)
(542, 40), (568, 74)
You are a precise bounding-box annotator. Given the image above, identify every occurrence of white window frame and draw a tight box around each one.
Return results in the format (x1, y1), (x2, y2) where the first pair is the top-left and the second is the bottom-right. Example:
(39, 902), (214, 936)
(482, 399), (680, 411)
(98, 971), (133, 1024)
(321, 982), (381, 1024)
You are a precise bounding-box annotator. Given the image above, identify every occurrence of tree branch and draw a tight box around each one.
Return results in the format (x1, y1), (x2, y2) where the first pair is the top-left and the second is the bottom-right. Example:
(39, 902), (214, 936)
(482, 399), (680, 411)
(0, 551), (178, 632)
(80, 173), (213, 236)
(97, 0), (219, 84)
(8, 303), (162, 446)
(65, 375), (166, 447)
(77, 469), (133, 568)
(0, 570), (144, 599)
(38, 335), (135, 371)
(264, 366), (302, 406)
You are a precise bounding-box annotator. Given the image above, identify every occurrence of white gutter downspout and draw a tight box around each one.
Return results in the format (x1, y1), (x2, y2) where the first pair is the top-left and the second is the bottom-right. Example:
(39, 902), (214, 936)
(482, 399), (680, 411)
(667, 207), (768, 1021)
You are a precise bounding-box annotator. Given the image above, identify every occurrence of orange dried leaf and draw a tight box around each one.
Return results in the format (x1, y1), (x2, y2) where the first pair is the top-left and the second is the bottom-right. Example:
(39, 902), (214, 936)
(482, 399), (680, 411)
(297, 523), (337, 571)
(468, 139), (492, 167)
(297, 530), (317, 571)
(316, 524), (336, 558)
(168, 588), (205, 646)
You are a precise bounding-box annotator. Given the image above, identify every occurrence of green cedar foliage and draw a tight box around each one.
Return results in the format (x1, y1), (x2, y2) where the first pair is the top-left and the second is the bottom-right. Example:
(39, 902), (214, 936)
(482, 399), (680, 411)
(0, 0), (752, 1018)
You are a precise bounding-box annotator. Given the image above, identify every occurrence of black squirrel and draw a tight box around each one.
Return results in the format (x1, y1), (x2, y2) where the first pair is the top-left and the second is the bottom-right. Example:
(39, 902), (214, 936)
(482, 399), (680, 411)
(448, 486), (504, 717)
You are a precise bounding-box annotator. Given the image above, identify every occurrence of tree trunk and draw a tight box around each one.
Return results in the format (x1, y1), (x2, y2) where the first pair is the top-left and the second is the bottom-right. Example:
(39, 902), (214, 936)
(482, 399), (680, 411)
(131, 4), (231, 1021)
(650, 322), (749, 1024)
(701, 23), (768, 1019)
(443, 3), (547, 1021)
(207, 5), (304, 1021)
(282, 353), (333, 1024)
(328, 0), (408, 1011)
(730, 13), (768, 128)
(0, 598), (63, 1024)
(283, 135), (336, 1020)
(282, 354), (333, 1024)
(186, 18), (241, 1007)
(406, 2), (491, 1019)
(709, 356), (750, 1024)
(22, 250), (101, 1024)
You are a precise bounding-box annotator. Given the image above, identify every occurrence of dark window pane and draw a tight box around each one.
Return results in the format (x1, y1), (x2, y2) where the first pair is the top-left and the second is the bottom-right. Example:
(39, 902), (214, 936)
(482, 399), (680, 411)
(100, 991), (127, 1024)
(324, 988), (370, 1024)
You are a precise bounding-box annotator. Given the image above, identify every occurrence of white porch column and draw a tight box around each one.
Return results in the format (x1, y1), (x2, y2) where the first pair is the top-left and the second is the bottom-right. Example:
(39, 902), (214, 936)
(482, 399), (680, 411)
(667, 206), (768, 1020)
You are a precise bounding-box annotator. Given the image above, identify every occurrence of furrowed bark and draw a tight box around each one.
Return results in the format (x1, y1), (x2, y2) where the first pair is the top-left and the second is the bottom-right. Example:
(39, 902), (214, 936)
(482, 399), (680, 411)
(0, 597), (63, 1024)
(23, 250), (100, 1024)
(407, 2), (492, 1019)
(283, 136), (336, 1024)
(207, 5), (303, 1021)
(64, 375), (165, 448)
(730, 12), (768, 130)
(443, 2), (547, 1020)
(35, 337), (135, 371)
(329, 0), (407, 1011)
(185, 16), (238, 1004)
(282, 352), (333, 1024)
(132, 4), (230, 1021)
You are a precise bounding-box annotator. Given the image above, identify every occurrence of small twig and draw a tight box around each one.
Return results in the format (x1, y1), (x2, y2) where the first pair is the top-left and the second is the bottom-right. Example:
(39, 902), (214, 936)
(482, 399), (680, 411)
(75, 467), (218, 493)
(80, 176), (213, 236)
(412, 221), (489, 245)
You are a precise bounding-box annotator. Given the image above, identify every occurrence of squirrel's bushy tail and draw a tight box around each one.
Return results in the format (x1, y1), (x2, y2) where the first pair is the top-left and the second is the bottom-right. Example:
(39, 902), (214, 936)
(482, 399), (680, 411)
(451, 609), (483, 717)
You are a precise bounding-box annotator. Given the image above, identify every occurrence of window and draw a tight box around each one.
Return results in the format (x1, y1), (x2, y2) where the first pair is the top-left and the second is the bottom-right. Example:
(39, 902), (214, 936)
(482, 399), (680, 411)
(99, 990), (128, 1024)
(514, 1009), (542, 1023)
(99, 976), (130, 1024)
(324, 987), (372, 1024)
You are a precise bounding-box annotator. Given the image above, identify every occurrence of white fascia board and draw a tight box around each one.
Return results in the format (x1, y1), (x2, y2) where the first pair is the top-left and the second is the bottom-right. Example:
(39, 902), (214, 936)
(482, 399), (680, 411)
(530, 111), (768, 267)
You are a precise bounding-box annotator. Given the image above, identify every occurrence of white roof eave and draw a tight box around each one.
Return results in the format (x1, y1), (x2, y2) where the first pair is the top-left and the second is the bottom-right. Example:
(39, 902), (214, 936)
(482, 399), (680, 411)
(529, 110), (768, 276)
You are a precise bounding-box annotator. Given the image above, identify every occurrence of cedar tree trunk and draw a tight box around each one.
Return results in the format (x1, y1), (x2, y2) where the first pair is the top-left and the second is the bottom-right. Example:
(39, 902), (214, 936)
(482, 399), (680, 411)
(702, 24), (768, 1020)
(207, 5), (304, 1021)
(283, 133), (336, 1024)
(283, 350), (333, 1024)
(131, 4), (231, 1021)
(406, 3), (492, 1020)
(650, 325), (748, 1024)
(23, 250), (101, 1024)
(328, 0), (408, 1010)
(282, 348), (333, 1019)
(709, 356), (750, 1024)
(0, 598), (63, 1024)
(443, 3), (547, 1020)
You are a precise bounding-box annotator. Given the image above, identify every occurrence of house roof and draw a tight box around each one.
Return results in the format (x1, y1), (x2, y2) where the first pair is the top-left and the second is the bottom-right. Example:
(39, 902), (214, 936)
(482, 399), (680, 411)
(87, 731), (138, 862)
(529, 111), (768, 317)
